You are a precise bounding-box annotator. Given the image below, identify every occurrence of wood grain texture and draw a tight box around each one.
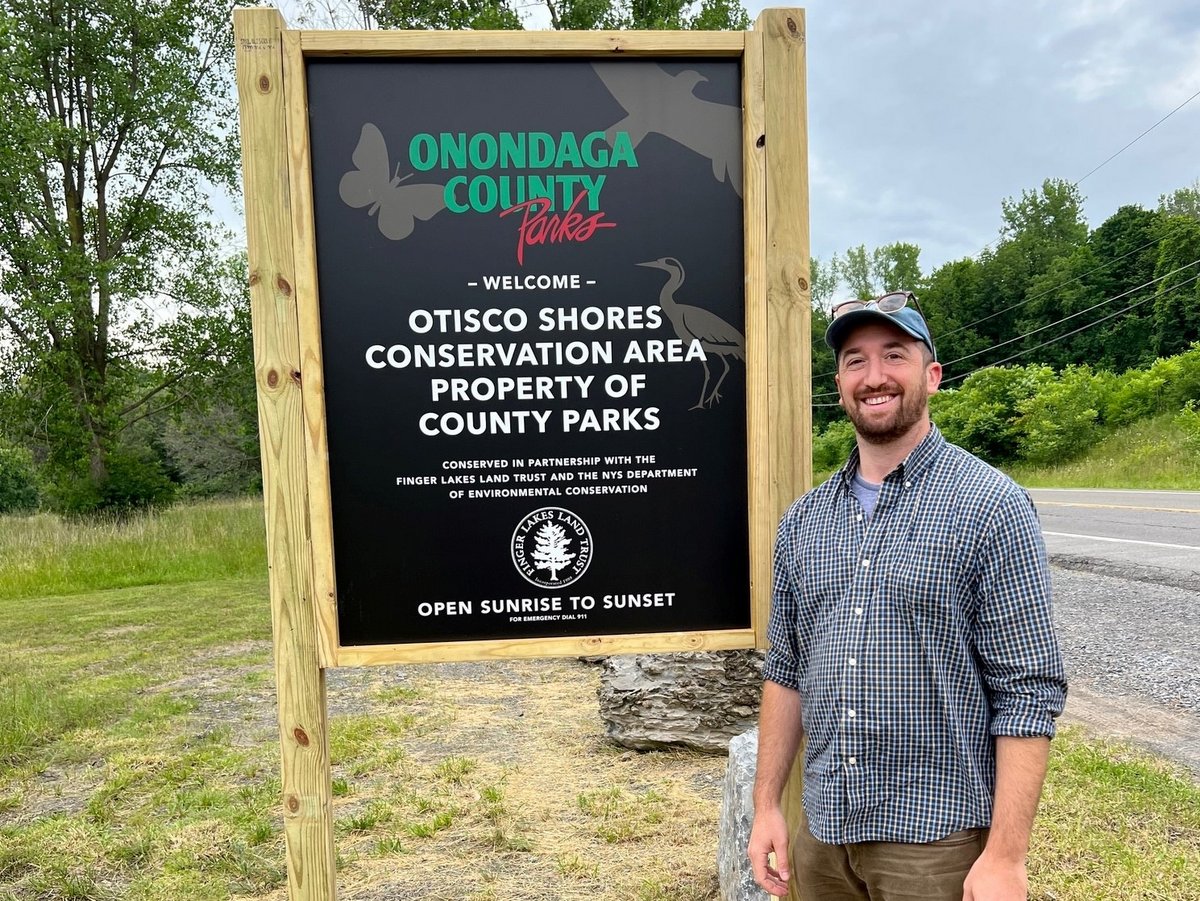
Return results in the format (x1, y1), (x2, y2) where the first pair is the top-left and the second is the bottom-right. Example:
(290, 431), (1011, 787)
(336, 629), (757, 667)
(758, 11), (810, 900)
(234, 9), (337, 900)
(760, 8), (812, 521)
(298, 29), (745, 56)
(281, 27), (340, 670)
(742, 28), (771, 651)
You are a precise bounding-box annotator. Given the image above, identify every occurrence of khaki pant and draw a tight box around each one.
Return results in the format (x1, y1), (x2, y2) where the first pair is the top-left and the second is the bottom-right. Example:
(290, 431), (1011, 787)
(792, 805), (988, 901)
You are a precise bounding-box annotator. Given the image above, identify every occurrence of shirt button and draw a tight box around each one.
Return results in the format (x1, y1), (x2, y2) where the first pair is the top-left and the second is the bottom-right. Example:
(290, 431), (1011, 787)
(847, 709), (856, 718)
(854, 607), (863, 615)
(904, 481), (912, 488)
(861, 558), (870, 567)
(848, 657), (857, 666)
(848, 757), (857, 765)
(856, 513), (863, 521)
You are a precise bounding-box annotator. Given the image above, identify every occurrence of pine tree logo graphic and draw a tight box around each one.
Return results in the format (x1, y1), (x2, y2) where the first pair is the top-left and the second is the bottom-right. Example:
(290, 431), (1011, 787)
(531, 522), (575, 582)
(511, 507), (593, 588)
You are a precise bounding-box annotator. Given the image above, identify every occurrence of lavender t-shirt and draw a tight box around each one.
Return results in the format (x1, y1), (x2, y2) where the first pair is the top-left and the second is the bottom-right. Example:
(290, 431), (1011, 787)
(851, 471), (882, 519)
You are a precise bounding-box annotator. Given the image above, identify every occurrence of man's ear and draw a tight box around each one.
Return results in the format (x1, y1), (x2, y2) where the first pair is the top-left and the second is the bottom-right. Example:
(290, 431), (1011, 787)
(834, 372), (845, 407)
(926, 361), (943, 395)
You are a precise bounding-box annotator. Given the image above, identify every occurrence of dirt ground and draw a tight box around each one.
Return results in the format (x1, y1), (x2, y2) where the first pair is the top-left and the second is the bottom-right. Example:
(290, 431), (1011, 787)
(247, 653), (728, 901)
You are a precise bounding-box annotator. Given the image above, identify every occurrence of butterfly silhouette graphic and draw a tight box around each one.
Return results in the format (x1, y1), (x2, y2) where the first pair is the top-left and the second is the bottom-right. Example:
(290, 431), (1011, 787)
(338, 123), (446, 241)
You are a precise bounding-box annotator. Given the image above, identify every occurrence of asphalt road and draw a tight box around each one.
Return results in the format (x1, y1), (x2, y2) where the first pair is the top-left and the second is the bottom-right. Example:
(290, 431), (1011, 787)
(1029, 488), (1200, 581)
(1024, 488), (1200, 774)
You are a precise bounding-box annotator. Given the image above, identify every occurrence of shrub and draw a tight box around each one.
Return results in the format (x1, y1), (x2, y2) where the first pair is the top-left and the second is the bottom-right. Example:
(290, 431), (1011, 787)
(931, 365), (1054, 463)
(42, 445), (177, 515)
(1178, 401), (1200, 455)
(0, 444), (38, 514)
(100, 448), (178, 512)
(812, 419), (856, 472)
(1106, 343), (1200, 425)
(1017, 366), (1112, 466)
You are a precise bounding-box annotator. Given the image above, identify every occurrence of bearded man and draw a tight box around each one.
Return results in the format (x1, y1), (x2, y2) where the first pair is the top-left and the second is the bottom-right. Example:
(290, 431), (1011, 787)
(748, 294), (1067, 901)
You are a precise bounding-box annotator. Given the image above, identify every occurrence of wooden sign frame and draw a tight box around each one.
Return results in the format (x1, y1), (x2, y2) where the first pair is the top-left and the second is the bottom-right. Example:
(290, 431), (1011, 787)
(234, 10), (809, 899)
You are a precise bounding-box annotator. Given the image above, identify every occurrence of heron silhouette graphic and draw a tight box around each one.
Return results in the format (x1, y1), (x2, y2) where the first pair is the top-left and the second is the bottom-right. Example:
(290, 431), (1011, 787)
(638, 257), (745, 410)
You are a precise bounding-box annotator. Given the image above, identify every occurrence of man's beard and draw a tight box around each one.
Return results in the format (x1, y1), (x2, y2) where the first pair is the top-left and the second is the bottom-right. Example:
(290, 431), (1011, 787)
(843, 384), (928, 445)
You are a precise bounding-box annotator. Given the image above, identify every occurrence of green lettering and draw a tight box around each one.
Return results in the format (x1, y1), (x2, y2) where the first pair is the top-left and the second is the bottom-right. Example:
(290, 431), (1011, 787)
(581, 174), (605, 211)
(610, 131), (638, 167)
(527, 174), (555, 210)
(468, 175), (498, 212)
(529, 132), (555, 168)
(581, 131), (609, 168)
(469, 133), (498, 169)
(499, 132), (526, 169)
(440, 132), (467, 169)
(555, 132), (582, 168)
(409, 133), (437, 171)
(445, 176), (469, 213)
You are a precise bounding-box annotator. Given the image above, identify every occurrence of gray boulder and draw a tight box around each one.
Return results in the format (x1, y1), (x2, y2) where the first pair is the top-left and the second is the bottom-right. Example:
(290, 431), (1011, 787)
(597, 650), (764, 752)
(718, 727), (771, 901)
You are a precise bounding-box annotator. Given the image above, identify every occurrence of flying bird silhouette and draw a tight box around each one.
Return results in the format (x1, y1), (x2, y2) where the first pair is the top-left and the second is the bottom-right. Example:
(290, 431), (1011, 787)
(339, 123), (445, 241)
(638, 257), (745, 410)
(592, 62), (743, 198)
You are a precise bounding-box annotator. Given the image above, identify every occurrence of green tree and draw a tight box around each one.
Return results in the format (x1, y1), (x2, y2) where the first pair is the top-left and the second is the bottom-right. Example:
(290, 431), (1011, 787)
(1151, 216), (1200, 357)
(997, 178), (1089, 268)
(358, 0), (522, 29)
(0, 442), (39, 513)
(837, 244), (875, 299)
(809, 255), (838, 312)
(919, 257), (988, 380)
(1015, 204), (1166, 373)
(1159, 179), (1200, 220)
(960, 180), (1088, 371)
(361, 0), (748, 30)
(0, 0), (241, 511)
(871, 241), (923, 294)
(1016, 365), (1113, 465)
(1072, 204), (1163, 370)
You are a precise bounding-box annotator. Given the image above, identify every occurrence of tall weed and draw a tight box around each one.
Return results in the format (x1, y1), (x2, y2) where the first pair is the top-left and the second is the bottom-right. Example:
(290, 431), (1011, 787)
(0, 497), (266, 599)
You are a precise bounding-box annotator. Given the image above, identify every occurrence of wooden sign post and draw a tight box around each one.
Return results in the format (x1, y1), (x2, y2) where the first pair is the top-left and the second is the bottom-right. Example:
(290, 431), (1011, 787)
(233, 9), (809, 899)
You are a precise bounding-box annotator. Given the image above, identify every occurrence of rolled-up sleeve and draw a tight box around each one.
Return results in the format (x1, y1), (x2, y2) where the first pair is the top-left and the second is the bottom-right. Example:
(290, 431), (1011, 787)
(763, 500), (804, 690)
(973, 489), (1067, 738)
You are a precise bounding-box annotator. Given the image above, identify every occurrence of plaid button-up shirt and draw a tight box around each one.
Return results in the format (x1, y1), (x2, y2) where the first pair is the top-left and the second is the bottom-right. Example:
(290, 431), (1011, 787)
(764, 424), (1067, 844)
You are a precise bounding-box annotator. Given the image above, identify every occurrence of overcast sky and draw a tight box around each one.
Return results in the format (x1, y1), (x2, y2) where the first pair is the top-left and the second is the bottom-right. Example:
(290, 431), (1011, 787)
(741, 0), (1200, 273)
(261, 0), (1199, 277)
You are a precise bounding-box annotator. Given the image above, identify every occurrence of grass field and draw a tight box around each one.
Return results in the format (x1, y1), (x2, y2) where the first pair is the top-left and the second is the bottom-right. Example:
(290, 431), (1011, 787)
(2, 500), (1199, 900)
(1008, 413), (1200, 490)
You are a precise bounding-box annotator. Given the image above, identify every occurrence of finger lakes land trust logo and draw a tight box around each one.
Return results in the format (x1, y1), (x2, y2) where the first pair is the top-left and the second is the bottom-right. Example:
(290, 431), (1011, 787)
(511, 507), (593, 588)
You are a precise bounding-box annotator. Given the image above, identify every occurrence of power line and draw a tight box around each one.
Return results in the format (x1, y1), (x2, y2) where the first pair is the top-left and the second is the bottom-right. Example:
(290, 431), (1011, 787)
(939, 270), (1200, 385)
(811, 269), (1200, 405)
(814, 85), (1200, 373)
(936, 224), (1176, 341)
(937, 257), (1200, 370)
(811, 223), (1181, 384)
(946, 83), (1200, 262)
(1073, 85), (1200, 187)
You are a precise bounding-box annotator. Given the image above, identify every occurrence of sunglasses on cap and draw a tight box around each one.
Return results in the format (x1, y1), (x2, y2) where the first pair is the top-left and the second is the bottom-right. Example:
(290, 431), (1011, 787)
(832, 291), (926, 320)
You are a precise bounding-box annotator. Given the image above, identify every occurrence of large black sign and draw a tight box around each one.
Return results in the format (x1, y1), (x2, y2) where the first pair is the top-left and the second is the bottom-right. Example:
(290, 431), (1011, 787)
(306, 58), (749, 645)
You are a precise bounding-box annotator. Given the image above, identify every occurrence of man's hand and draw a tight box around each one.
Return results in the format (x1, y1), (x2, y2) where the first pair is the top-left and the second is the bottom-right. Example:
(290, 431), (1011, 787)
(748, 804), (791, 897)
(962, 849), (1027, 901)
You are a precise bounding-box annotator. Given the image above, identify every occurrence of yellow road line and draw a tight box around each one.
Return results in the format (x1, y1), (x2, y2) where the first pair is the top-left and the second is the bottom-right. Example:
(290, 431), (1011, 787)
(1034, 501), (1200, 514)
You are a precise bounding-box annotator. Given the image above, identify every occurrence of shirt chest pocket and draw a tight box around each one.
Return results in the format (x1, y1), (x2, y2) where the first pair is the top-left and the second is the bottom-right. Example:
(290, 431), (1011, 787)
(886, 522), (973, 624)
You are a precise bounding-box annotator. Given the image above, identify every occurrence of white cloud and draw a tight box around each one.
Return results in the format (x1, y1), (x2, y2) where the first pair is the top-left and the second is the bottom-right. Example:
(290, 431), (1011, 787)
(745, 0), (1200, 268)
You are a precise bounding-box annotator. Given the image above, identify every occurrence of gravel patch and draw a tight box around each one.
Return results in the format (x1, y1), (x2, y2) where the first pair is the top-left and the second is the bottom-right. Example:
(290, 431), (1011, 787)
(1051, 561), (1200, 773)
(1052, 564), (1200, 714)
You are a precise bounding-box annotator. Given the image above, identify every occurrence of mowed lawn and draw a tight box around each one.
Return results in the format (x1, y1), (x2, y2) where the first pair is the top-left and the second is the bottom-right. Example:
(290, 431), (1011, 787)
(1, 499), (1199, 900)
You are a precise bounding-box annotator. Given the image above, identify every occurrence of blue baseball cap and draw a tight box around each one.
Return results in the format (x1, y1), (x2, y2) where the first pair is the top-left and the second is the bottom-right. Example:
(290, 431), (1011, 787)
(824, 303), (937, 361)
